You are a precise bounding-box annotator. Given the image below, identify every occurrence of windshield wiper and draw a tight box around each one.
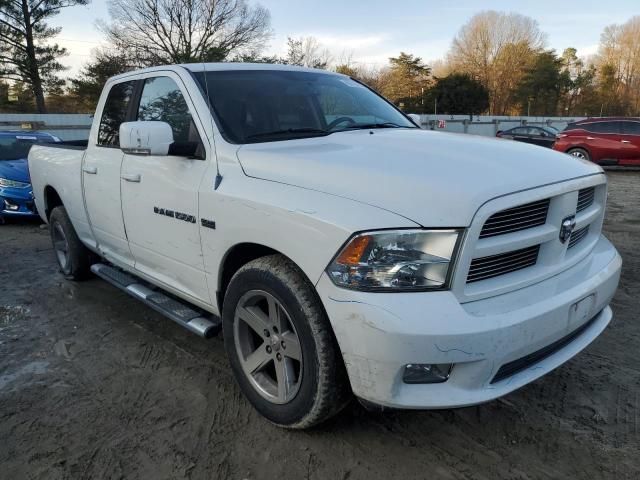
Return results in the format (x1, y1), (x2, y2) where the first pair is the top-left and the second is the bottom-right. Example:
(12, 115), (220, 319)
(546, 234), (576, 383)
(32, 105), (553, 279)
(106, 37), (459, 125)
(338, 122), (409, 131)
(246, 128), (329, 140)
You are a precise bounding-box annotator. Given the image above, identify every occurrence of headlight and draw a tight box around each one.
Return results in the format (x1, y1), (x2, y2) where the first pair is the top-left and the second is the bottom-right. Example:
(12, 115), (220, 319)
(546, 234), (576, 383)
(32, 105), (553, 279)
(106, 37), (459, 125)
(327, 229), (461, 292)
(0, 177), (30, 188)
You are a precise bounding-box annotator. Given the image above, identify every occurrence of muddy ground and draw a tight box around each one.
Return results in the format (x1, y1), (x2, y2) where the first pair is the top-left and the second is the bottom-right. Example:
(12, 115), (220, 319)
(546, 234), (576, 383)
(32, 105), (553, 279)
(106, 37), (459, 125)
(1, 171), (639, 480)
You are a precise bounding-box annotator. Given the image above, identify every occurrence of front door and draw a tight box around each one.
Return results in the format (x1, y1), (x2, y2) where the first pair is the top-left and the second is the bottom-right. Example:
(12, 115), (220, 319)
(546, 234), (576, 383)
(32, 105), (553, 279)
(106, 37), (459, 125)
(120, 74), (213, 304)
(83, 80), (137, 267)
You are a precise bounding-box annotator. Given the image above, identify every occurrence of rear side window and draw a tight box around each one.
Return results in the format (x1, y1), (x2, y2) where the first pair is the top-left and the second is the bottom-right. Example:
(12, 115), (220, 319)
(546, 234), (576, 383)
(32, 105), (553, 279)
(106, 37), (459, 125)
(621, 121), (640, 135)
(97, 81), (136, 147)
(136, 76), (197, 144)
(585, 122), (621, 134)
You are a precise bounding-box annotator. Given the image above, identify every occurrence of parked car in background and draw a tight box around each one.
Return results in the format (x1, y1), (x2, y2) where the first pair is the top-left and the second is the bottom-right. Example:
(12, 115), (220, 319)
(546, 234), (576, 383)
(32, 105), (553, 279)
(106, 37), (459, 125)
(553, 118), (640, 166)
(28, 64), (621, 429)
(0, 131), (60, 221)
(496, 125), (558, 148)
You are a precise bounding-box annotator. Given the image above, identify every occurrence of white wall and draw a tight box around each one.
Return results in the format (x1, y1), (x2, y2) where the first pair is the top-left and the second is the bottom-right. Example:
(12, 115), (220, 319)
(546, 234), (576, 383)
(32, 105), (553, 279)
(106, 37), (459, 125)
(415, 115), (586, 137)
(0, 113), (92, 141)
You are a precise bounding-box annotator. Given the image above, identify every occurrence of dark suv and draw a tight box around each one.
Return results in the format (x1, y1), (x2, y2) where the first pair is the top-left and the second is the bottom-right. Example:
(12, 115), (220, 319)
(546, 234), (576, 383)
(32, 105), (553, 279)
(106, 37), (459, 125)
(553, 117), (640, 166)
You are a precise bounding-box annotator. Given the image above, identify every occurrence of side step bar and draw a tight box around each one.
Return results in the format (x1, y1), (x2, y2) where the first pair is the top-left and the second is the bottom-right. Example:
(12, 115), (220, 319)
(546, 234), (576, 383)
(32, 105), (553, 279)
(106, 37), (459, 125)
(91, 263), (221, 338)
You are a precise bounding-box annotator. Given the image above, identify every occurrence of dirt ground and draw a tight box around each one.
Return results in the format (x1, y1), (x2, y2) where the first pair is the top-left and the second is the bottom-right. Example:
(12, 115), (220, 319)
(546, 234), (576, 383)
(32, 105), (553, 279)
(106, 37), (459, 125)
(1, 171), (639, 480)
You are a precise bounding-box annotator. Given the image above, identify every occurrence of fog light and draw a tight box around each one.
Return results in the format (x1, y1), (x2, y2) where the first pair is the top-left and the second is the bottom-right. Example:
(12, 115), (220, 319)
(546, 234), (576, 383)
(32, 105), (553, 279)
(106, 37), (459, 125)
(403, 363), (453, 384)
(3, 199), (19, 211)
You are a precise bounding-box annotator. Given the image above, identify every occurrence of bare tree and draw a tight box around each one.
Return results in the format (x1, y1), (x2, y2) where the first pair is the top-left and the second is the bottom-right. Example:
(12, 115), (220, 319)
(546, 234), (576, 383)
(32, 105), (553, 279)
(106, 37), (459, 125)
(283, 36), (332, 69)
(595, 16), (640, 115)
(0, 0), (88, 113)
(99, 0), (272, 66)
(447, 11), (546, 114)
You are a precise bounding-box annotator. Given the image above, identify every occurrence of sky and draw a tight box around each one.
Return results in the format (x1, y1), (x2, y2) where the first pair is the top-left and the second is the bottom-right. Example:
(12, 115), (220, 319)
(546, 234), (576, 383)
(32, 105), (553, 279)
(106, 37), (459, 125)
(51, 0), (639, 77)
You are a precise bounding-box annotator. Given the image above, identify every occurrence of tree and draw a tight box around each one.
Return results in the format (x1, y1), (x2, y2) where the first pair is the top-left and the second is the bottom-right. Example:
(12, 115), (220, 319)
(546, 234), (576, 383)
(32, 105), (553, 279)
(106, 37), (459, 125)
(515, 50), (565, 116)
(448, 11), (546, 114)
(282, 36), (332, 69)
(99, 0), (272, 67)
(425, 73), (489, 117)
(378, 52), (430, 109)
(0, 0), (88, 113)
(69, 50), (133, 111)
(594, 16), (640, 115)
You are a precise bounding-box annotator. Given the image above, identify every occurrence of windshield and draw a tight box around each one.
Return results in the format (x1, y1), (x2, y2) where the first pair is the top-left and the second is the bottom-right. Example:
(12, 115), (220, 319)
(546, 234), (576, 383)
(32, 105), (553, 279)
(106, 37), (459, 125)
(0, 135), (59, 161)
(194, 70), (416, 143)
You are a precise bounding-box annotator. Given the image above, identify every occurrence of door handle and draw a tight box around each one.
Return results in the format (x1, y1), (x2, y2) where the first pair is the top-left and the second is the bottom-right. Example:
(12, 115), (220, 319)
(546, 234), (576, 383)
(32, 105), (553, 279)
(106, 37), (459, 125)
(621, 140), (631, 143)
(121, 173), (142, 183)
(82, 166), (98, 175)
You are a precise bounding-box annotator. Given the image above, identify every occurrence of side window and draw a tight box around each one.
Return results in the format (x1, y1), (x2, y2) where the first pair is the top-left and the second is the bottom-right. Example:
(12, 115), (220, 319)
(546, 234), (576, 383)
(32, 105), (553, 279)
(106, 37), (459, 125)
(510, 127), (527, 135)
(586, 122), (620, 134)
(621, 121), (640, 135)
(137, 76), (200, 145)
(97, 81), (136, 147)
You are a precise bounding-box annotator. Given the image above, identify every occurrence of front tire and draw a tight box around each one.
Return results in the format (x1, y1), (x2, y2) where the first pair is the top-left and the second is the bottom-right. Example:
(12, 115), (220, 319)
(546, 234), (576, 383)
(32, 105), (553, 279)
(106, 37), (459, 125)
(222, 255), (350, 428)
(567, 147), (591, 162)
(49, 206), (93, 280)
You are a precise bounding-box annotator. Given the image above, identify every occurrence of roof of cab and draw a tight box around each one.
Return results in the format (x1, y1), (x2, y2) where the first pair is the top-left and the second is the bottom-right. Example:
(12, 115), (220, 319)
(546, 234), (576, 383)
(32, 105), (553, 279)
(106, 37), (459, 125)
(109, 62), (344, 83)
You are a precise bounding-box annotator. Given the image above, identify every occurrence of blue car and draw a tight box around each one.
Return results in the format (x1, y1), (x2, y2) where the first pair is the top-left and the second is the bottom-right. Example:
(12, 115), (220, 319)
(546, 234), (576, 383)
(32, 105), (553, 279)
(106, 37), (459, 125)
(0, 131), (60, 221)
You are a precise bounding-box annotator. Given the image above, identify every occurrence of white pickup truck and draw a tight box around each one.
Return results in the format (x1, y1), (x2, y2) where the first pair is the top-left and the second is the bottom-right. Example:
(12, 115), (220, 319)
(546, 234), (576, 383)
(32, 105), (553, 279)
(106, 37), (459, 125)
(29, 63), (621, 429)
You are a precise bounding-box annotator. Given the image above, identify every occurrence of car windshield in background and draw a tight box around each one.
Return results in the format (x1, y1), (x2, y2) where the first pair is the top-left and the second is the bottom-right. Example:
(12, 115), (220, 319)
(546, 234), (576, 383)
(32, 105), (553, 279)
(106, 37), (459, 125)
(0, 135), (58, 161)
(194, 70), (416, 143)
(543, 126), (559, 135)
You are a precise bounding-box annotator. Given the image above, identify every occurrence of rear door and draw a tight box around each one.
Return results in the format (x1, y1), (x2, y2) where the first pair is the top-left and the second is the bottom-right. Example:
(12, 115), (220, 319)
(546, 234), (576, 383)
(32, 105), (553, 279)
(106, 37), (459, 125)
(120, 73), (213, 304)
(584, 121), (624, 162)
(83, 80), (138, 267)
(505, 127), (531, 144)
(619, 121), (640, 166)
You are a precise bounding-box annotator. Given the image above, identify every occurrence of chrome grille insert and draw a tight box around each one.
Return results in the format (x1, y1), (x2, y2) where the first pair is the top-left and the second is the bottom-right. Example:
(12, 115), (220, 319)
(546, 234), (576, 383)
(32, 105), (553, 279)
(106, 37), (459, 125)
(577, 187), (595, 213)
(467, 245), (540, 283)
(479, 199), (550, 238)
(568, 225), (589, 249)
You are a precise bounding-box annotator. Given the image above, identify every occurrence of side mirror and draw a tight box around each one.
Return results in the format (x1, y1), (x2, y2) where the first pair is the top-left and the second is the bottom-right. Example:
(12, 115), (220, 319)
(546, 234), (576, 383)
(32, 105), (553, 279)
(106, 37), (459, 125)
(119, 121), (174, 156)
(408, 113), (422, 127)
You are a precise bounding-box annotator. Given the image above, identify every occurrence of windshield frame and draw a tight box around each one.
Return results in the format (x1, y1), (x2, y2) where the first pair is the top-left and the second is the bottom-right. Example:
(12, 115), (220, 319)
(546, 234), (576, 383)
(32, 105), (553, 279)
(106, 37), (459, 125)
(189, 68), (419, 145)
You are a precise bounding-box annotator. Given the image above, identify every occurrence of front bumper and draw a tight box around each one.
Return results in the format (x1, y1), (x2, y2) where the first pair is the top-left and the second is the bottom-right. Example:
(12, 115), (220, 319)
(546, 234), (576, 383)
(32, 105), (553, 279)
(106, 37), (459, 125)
(317, 235), (621, 409)
(0, 185), (38, 217)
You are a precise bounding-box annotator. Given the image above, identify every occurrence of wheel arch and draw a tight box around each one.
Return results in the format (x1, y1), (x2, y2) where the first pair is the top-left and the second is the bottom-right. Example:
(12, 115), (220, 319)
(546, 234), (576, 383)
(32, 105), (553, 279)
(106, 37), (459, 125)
(43, 185), (63, 219)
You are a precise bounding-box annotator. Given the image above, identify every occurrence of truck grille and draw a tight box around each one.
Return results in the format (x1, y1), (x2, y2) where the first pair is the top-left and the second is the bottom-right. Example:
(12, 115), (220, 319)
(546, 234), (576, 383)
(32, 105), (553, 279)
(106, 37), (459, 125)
(459, 180), (606, 300)
(467, 245), (540, 283)
(568, 225), (589, 249)
(577, 187), (595, 212)
(479, 199), (550, 239)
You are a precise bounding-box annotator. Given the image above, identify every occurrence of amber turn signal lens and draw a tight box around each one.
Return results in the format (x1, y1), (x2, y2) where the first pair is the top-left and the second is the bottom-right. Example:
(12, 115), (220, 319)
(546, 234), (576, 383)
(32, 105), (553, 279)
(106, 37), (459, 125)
(335, 235), (371, 265)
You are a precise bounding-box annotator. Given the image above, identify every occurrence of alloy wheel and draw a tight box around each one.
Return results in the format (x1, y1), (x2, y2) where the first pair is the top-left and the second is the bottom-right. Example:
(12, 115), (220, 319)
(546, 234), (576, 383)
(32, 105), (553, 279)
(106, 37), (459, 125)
(233, 290), (303, 404)
(52, 222), (69, 269)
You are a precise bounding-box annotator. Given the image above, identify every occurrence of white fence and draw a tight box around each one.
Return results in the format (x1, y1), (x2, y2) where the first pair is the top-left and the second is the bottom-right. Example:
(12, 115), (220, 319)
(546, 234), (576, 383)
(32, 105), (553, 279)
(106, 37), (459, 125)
(415, 115), (586, 137)
(0, 113), (586, 141)
(0, 113), (92, 141)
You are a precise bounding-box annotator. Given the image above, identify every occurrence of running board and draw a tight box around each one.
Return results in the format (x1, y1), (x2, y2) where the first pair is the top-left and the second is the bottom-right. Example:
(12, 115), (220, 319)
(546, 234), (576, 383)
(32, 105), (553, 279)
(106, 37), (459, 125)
(91, 263), (221, 338)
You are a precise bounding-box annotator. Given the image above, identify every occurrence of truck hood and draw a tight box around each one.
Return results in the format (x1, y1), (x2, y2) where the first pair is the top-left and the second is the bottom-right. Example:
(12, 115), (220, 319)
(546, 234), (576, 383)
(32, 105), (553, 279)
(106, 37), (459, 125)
(0, 158), (30, 183)
(236, 129), (602, 226)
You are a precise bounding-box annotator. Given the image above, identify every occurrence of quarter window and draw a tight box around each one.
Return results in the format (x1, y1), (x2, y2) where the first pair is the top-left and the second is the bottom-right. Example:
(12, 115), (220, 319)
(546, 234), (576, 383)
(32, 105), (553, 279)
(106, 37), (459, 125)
(97, 81), (136, 147)
(621, 121), (640, 135)
(137, 76), (198, 144)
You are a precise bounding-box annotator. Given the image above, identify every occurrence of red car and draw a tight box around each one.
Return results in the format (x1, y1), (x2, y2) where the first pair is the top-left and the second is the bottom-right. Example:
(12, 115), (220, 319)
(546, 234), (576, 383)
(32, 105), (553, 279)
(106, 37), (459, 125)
(553, 117), (640, 166)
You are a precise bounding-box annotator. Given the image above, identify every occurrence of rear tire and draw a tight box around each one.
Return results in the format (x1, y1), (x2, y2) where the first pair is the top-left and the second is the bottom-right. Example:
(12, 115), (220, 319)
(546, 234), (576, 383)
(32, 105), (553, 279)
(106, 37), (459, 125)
(567, 147), (591, 162)
(222, 254), (351, 429)
(49, 206), (93, 280)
